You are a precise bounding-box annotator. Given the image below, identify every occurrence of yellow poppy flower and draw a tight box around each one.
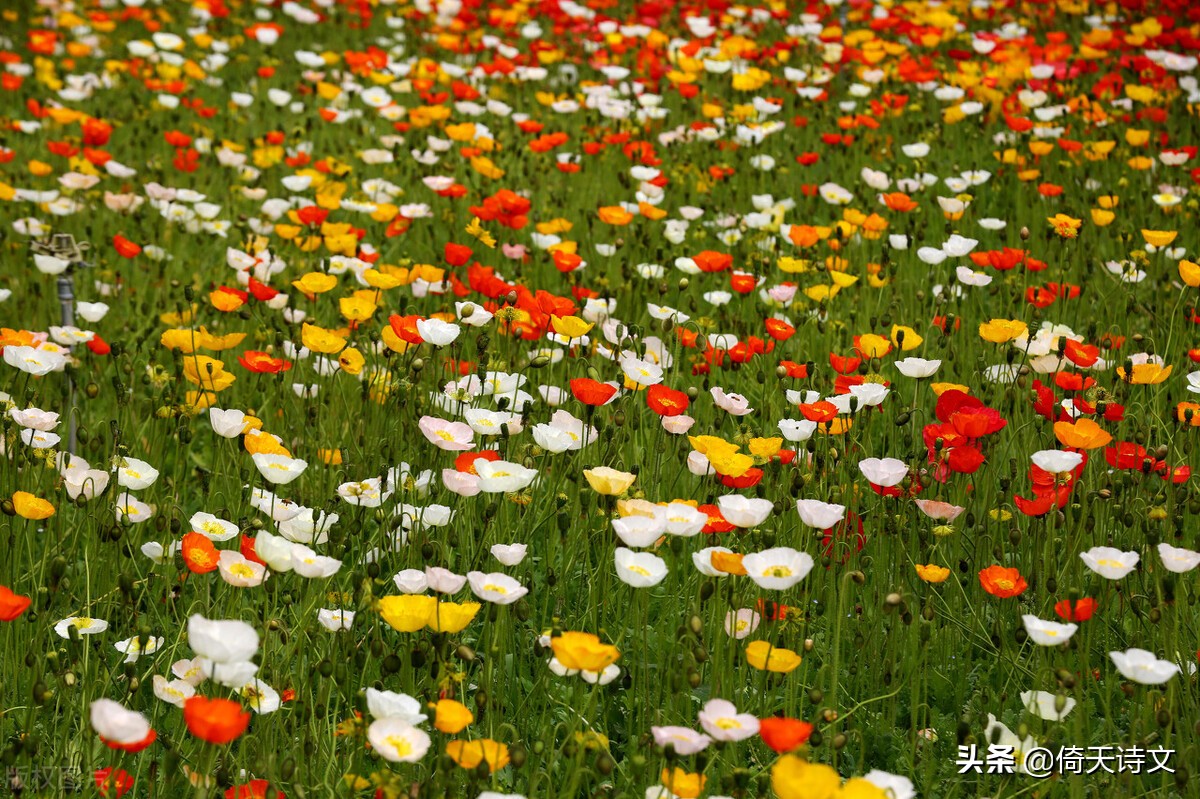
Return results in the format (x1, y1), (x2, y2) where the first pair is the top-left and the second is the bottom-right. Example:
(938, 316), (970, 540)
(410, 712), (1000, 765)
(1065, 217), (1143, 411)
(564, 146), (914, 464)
(549, 315), (593, 339)
(915, 564), (950, 583)
(301, 323), (347, 355)
(744, 640), (802, 673)
(13, 491), (55, 520)
(445, 739), (509, 772)
(378, 595), (436, 633)
(550, 632), (620, 671)
(772, 756), (841, 799)
(432, 700), (474, 734)
(978, 319), (1028, 344)
(429, 602), (480, 634)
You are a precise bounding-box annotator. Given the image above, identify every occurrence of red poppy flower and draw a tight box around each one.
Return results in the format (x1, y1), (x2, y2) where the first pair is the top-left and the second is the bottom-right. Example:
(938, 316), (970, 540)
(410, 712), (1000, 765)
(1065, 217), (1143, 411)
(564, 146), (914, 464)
(247, 277), (280, 302)
(238, 351), (292, 374)
(759, 717), (814, 753)
(1055, 598), (1097, 622)
(645, 384), (689, 417)
(569, 378), (617, 406)
(87, 334), (112, 356)
(719, 468), (763, 489)
(798, 401), (839, 423)
(1054, 371), (1094, 392)
(1064, 340), (1100, 368)
(94, 768), (134, 798)
(0, 584), (32, 621)
(183, 697), (251, 745)
(82, 118), (113, 146)
(829, 353), (862, 374)
(698, 504), (734, 534)
(455, 450), (502, 474)
(112, 234), (141, 258)
(388, 314), (424, 344)
(778, 360), (809, 379)
(765, 319), (795, 341)
(821, 512), (865, 564)
(1026, 285), (1058, 308)
(946, 445), (985, 474)
(296, 205), (328, 227)
(163, 129), (192, 148)
(756, 599), (791, 621)
(443, 242), (473, 266)
(239, 535), (266, 567)
(692, 251), (732, 273)
(101, 726), (156, 754)
(1014, 484), (1071, 516)
(47, 140), (79, 158)
(1105, 442), (1148, 470)
(226, 779), (285, 799)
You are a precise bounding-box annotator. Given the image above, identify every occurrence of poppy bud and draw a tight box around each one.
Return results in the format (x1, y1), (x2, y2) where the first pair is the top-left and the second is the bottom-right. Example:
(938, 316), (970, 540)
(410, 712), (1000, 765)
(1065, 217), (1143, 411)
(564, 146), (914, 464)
(1020, 226), (1030, 240)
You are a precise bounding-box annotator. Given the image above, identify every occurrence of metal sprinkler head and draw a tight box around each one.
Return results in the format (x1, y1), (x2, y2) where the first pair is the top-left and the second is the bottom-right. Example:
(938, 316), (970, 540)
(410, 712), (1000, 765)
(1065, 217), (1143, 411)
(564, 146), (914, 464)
(31, 232), (92, 267)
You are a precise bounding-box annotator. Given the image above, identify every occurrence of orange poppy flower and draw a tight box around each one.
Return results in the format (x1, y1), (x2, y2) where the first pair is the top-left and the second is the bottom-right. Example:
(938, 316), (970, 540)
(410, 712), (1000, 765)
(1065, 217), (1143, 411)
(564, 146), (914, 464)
(880, 192), (918, 212)
(183, 697), (251, 744)
(597, 206), (633, 226)
(979, 565), (1028, 598)
(710, 552), (747, 575)
(181, 532), (219, 574)
(552, 250), (583, 273)
(210, 288), (246, 313)
(1053, 418), (1112, 450)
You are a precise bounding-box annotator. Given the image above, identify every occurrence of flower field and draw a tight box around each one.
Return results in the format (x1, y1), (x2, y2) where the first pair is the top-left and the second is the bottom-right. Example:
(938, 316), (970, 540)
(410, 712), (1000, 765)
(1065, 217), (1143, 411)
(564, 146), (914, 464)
(3, 0), (1200, 797)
